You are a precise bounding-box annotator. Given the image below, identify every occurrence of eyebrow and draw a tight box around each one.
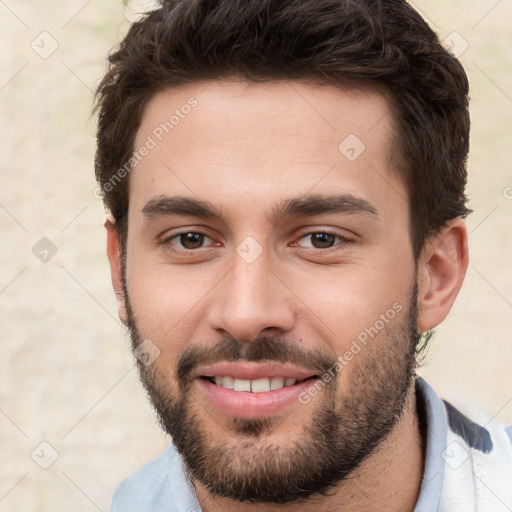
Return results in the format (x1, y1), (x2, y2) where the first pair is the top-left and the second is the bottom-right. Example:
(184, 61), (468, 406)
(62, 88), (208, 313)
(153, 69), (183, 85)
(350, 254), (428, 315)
(271, 194), (378, 223)
(142, 195), (222, 220)
(142, 193), (379, 223)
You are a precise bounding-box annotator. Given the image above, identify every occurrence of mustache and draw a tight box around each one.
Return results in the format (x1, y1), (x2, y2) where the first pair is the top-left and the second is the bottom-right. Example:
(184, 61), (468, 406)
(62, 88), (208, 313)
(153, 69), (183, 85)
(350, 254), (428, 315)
(177, 335), (337, 387)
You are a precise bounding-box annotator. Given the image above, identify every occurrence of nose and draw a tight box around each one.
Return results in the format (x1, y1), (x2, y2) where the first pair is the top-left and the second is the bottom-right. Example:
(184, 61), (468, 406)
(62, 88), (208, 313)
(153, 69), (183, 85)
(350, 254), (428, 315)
(207, 249), (296, 342)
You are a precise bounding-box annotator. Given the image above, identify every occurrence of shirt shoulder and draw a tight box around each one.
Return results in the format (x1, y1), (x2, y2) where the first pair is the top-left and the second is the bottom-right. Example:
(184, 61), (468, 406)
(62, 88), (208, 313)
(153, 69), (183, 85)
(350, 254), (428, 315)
(506, 425), (512, 447)
(437, 391), (512, 511)
(414, 378), (512, 512)
(111, 448), (171, 512)
(110, 445), (200, 512)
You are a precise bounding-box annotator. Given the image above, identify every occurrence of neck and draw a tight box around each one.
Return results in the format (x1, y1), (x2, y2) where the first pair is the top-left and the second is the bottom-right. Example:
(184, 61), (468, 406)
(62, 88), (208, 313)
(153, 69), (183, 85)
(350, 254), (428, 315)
(195, 380), (425, 512)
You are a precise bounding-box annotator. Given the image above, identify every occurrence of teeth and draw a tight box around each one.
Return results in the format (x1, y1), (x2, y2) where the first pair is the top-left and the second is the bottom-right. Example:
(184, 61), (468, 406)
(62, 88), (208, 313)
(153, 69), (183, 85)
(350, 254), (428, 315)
(270, 376), (284, 390)
(211, 376), (299, 392)
(216, 376), (233, 389)
(233, 378), (251, 392)
(251, 378), (271, 393)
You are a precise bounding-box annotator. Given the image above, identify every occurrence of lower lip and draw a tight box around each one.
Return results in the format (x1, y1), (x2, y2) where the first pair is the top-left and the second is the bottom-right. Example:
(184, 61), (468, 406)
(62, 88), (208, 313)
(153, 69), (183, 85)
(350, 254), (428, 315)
(195, 378), (317, 418)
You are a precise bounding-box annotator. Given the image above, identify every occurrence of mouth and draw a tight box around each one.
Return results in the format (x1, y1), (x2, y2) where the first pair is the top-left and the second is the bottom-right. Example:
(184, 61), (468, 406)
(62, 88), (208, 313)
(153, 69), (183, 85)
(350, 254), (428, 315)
(193, 362), (321, 418)
(201, 375), (318, 392)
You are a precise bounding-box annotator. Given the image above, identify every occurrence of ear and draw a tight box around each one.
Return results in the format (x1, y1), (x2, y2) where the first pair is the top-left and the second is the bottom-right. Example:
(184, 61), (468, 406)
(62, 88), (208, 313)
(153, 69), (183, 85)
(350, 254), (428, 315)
(105, 216), (128, 325)
(416, 218), (469, 333)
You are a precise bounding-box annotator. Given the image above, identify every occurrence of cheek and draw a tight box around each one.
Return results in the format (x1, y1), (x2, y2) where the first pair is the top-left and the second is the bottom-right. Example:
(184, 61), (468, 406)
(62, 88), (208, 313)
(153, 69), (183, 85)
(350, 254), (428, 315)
(124, 255), (206, 341)
(288, 257), (414, 348)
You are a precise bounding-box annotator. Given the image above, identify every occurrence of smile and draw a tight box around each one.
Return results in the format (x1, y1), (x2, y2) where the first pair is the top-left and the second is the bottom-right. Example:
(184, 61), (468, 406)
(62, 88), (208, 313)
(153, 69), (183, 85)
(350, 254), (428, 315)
(203, 376), (311, 392)
(193, 362), (321, 418)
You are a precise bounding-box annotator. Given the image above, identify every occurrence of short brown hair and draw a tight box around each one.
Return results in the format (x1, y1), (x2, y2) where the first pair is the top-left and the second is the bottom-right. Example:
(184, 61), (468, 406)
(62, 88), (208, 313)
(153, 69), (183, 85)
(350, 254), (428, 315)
(94, 0), (471, 257)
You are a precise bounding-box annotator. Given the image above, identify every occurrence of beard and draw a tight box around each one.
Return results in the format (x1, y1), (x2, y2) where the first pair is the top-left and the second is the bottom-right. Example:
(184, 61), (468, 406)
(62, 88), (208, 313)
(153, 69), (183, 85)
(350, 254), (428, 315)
(123, 282), (420, 505)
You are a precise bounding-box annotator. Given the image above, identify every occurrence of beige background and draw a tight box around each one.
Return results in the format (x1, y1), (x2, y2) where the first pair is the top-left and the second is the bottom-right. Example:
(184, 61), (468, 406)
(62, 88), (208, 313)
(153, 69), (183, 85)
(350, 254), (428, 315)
(0, 1), (511, 510)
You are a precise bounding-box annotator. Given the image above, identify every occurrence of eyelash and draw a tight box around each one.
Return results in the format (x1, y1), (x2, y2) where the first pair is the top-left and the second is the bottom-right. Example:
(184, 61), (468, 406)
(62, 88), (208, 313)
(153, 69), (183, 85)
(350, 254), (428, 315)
(292, 229), (353, 251)
(161, 229), (353, 255)
(161, 230), (215, 255)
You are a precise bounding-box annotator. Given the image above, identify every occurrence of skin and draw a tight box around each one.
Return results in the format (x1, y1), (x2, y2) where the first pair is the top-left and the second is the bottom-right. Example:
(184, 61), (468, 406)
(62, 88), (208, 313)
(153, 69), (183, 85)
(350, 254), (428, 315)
(106, 79), (468, 512)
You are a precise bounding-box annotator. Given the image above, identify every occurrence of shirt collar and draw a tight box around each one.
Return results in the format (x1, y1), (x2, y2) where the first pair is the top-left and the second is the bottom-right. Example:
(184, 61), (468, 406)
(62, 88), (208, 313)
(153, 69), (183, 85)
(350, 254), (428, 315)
(413, 376), (448, 512)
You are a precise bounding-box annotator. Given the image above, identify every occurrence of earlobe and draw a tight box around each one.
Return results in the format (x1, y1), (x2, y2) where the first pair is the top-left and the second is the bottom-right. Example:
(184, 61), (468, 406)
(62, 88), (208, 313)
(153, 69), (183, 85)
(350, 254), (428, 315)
(105, 217), (128, 325)
(416, 218), (469, 333)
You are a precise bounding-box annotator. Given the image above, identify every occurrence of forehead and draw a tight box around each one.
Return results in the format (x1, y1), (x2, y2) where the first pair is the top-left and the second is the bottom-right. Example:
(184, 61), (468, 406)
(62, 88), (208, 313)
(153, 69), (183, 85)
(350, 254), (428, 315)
(130, 80), (406, 223)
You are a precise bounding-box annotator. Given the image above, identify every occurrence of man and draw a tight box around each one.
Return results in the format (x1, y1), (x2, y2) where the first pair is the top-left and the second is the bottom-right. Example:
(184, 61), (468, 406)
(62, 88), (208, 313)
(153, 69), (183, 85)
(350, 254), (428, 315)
(94, 0), (512, 510)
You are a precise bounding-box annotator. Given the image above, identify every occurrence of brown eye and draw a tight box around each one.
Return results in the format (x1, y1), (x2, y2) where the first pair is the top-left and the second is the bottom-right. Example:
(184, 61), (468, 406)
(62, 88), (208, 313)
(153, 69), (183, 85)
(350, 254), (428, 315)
(298, 232), (343, 249)
(178, 232), (206, 249)
(310, 233), (336, 248)
(161, 230), (220, 257)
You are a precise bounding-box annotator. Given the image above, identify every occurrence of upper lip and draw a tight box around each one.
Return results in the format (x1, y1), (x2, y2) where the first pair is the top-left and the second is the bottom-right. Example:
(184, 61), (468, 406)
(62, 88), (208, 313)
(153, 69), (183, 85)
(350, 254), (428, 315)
(193, 362), (319, 381)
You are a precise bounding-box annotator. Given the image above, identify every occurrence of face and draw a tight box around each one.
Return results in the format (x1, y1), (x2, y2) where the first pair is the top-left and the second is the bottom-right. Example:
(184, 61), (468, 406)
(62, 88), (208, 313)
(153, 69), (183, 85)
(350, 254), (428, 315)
(121, 80), (420, 502)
